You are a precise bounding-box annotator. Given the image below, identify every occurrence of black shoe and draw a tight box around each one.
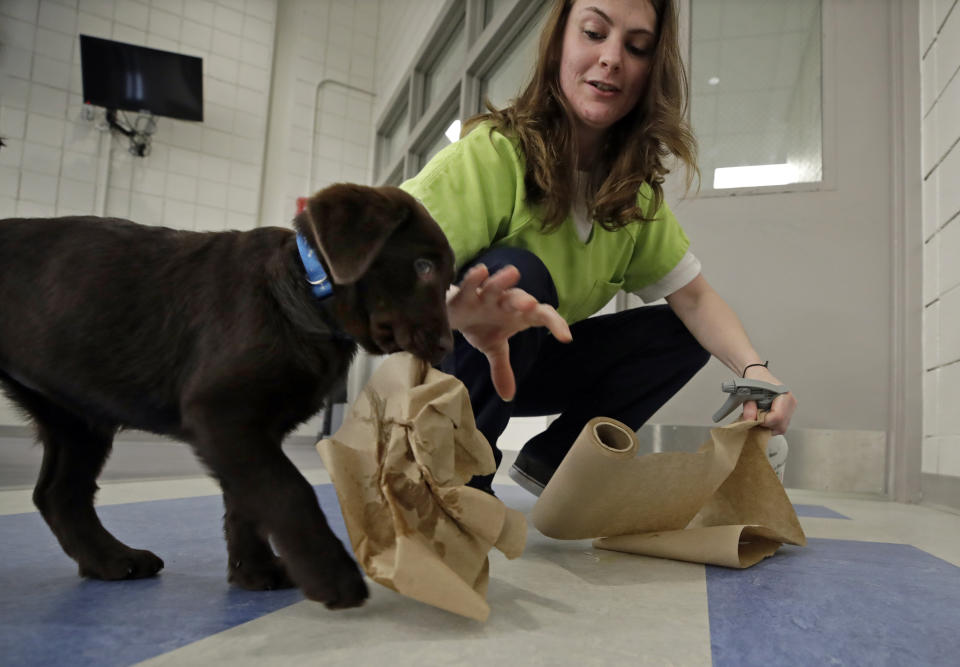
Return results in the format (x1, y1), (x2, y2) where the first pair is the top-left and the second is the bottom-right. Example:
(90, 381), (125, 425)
(508, 450), (558, 497)
(466, 472), (496, 497)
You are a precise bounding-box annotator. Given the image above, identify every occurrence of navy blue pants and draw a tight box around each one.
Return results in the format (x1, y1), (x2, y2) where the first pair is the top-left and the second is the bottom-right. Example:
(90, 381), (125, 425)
(440, 247), (710, 485)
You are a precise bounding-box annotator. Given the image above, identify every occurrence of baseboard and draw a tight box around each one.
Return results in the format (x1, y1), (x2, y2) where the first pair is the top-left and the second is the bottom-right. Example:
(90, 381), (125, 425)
(636, 423), (887, 495)
(2, 421), (890, 495)
(0, 425), (33, 439)
(921, 473), (960, 513)
(0, 424), (321, 448)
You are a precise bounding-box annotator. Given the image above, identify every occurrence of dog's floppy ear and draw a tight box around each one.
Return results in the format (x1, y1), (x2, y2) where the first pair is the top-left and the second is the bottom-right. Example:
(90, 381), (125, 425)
(298, 184), (409, 284)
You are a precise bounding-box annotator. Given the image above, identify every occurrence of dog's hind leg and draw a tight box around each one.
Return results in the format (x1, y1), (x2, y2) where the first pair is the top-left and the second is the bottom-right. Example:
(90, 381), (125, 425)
(223, 490), (295, 591)
(2, 378), (164, 579)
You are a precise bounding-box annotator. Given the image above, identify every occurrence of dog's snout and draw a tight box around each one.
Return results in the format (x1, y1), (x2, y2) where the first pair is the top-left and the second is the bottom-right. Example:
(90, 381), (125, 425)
(404, 325), (453, 365)
(430, 329), (454, 365)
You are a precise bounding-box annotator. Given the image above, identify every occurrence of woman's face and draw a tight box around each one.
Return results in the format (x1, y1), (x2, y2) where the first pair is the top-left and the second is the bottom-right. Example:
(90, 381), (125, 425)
(559, 0), (658, 155)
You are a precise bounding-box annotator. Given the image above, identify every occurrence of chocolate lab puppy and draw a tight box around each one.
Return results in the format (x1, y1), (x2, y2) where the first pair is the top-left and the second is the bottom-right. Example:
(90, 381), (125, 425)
(0, 183), (455, 609)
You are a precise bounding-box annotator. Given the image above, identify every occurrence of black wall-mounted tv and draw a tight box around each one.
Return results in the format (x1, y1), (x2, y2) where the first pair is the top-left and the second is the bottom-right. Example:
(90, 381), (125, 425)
(79, 35), (204, 122)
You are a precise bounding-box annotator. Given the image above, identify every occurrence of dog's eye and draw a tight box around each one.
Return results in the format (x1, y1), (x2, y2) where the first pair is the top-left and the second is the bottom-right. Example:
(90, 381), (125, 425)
(414, 258), (435, 278)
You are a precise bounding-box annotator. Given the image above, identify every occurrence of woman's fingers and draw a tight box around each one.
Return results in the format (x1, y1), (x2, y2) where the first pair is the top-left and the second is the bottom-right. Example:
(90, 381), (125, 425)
(460, 263), (490, 293)
(501, 287), (537, 312)
(764, 393), (796, 435)
(497, 289), (571, 341)
(484, 342), (516, 401)
(457, 265), (523, 310)
(533, 304), (572, 342)
(740, 394), (794, 435)
(479, 264), (521, 293)
(449, 264), (571, 399)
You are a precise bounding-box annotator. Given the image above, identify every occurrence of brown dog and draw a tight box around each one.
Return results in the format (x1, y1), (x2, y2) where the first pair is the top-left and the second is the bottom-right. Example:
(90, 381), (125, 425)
(0, 183), (455, 609)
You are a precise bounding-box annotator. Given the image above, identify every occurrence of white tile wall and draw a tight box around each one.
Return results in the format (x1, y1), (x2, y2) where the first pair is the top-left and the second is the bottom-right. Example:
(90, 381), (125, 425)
(922, 0), (960, 478)
(922, 436), (940, 474)
(0, 0), (277, 232)
(1, 0), (418, 431)
(941, 217), (960, 292)
(924, 367), (939, 437)
(938, 361), (960, 435)
(924, 168), (939, 240)
(940, 285), (960, 365)
(925, 300), (940, 370)
(0, 0), (279, 426)
(3, 0), (40, 24)
(941, 435), (960, 476)
(263, 0), (379, 231)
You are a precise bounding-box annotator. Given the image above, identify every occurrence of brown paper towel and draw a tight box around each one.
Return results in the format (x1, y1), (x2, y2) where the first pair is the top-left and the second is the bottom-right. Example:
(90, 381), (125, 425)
(531, 417), (806, 568)
(316, 353), (526, 622)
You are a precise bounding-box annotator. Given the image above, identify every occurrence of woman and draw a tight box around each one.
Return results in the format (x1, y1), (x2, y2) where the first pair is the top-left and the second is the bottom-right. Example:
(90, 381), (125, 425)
(401, 0), (797, 494)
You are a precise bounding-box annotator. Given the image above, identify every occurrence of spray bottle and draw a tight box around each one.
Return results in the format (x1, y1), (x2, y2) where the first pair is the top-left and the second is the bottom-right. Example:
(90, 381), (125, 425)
(712, 378), (790, 482)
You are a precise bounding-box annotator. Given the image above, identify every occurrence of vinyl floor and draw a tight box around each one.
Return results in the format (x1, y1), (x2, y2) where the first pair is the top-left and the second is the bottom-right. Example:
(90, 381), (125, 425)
(1, 435), (958, 666)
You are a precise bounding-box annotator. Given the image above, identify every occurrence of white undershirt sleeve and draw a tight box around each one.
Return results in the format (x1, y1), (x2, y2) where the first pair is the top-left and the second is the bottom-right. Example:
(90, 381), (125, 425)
(631, 250), (702, 303)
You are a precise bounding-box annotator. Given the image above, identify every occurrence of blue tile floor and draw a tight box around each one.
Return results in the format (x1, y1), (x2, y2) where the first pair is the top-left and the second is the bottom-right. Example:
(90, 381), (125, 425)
(1, 460), (958, 666)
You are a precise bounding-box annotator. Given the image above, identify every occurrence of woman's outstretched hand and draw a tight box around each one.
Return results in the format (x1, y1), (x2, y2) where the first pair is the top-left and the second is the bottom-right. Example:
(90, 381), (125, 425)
(446, 263), (572, 401)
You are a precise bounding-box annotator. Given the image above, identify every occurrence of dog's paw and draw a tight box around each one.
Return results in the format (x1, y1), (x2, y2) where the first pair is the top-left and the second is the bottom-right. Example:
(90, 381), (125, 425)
(228, 557), (296, 591)
(78, 547), (165, 580)
(300, 553), (369, 610)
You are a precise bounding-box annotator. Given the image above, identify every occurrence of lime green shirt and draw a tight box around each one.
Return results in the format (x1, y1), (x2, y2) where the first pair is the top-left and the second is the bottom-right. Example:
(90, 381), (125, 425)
(401, 123), (690, 324)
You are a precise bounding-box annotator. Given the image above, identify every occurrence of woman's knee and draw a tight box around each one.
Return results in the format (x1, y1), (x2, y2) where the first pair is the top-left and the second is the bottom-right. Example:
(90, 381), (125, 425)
(460, 247), (558, 308)
(658, 307), (710, 370)
(579, 304), (710, 370)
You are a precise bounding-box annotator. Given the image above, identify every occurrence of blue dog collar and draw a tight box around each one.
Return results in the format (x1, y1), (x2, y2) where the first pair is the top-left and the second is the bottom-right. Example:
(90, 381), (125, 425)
(296, 233), (333, 299)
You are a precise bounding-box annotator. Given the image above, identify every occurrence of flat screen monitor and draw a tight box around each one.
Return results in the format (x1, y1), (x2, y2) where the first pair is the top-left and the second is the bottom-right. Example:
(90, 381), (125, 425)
(79, 34), (204, 122)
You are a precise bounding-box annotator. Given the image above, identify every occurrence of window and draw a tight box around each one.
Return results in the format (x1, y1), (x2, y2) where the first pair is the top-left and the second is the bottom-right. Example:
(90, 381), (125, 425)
(423, 17), (467, 112)
(382, 162), (404, 187)
(374, 0), (551, 184)
(377, 101), (409, 180)
(481, 3), (549, 109)
(484, 0), (513, 27)
(419, 111), (462, 171)
(690, 0), (822, 192)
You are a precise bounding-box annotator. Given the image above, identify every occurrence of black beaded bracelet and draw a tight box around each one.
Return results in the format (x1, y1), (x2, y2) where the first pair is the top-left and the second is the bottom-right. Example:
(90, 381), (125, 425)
(741, 361), (769, 377)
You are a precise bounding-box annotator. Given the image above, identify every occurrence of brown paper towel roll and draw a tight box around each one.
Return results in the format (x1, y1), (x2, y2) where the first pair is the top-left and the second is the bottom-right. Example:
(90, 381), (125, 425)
(531, 417), (806, 568)
(317, 353), (527, 621)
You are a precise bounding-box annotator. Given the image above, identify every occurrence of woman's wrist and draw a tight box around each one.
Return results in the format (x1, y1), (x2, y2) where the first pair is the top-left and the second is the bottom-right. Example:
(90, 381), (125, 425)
(740, 360), (768, 378)
(743, 362), (780, 385)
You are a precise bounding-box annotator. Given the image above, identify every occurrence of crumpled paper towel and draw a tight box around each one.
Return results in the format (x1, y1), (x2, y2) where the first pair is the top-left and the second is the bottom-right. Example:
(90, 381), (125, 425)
(316, 352), (526, 621)
(531, 416), (806, 568)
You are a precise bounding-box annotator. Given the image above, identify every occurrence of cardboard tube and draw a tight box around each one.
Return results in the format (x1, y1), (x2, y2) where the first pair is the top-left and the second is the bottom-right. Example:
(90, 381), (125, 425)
(532, 417), (735, 539)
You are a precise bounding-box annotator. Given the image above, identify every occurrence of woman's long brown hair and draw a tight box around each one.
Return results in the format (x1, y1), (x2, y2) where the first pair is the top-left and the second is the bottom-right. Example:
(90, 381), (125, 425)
(464, 0), (698, 232)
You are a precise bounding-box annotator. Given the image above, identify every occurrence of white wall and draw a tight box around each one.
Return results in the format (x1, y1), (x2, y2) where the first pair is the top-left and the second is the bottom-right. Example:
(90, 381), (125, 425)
(1, 0), (277, 228)
(368, 0), (552, 452)
(0, 0), (408, 437)
(367, 0), (906, 448)
(921, 0), (960, 479)
(0, 0), (378, 433)
(0, 0), (278, 427)
(260, 0), (378, 231)
(652, 0), (897, 434)
(260, 0), (380, 437)
(0, 0), (939, 463)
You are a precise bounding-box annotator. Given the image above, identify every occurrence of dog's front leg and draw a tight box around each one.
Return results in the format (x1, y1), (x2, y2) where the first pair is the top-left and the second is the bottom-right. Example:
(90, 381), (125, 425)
(188, 423), (369, 609)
